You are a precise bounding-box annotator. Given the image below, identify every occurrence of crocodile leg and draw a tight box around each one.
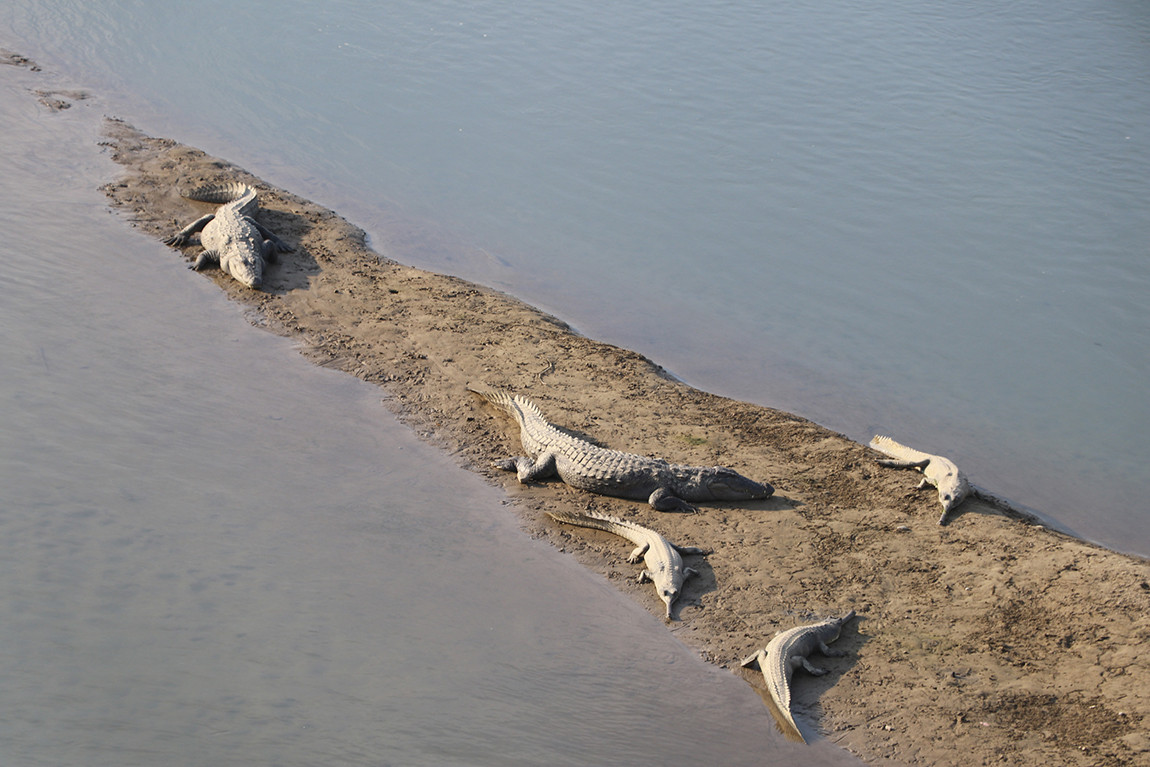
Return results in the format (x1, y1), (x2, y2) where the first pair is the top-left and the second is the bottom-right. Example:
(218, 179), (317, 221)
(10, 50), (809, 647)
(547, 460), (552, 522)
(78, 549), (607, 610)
(800, 658), (829, 676)
(818, 641), (849, 657)
(673, 543), (708, 556)
(627, 543), (650, 563)
(876, 458), (930, 471)
(259, 238), (280, 264)
(250, 219), (293, 255)
(649, 486), (697, 513)
(164, 213), (215, 247)
(494, 453), (558, 483)
(190, 250), (220, 271)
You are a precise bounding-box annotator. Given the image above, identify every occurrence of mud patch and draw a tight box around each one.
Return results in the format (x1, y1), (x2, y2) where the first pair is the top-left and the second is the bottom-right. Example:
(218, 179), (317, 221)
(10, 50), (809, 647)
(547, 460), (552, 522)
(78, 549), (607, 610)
(1, 48), (41, 70)
(33, 88), (88, 110)
(981, 690), (1140, 765)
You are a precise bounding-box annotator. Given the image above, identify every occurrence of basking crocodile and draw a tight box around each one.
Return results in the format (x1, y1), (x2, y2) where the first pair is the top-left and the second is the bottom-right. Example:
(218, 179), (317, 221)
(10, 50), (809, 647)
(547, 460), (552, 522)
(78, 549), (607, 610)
(741, 610), (856, 744)
(471, 386), (773, 512)
(869, 435), (970, 525)
(164, 182), (292, 289)
(546, 510), (707, 620)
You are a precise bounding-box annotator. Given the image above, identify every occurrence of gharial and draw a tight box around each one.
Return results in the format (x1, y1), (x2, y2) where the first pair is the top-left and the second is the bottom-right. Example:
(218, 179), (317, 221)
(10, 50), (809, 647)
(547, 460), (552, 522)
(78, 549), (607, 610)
(546, 510), (707, 620)
(470, 386), (773, 512)
(164, 182), (292, 289)
(869, 435), (970, 525)
(741, 610), (856, 744)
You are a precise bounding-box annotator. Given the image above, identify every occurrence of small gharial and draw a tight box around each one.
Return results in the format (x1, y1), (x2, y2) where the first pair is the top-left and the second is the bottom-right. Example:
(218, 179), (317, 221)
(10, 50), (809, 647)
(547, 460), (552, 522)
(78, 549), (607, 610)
(471, 386), (773, 512)
(546, 510), (707, 620)
(870, 435), (970, 525)
(164, 182), (292, 289)
(741, 611), (856, 744)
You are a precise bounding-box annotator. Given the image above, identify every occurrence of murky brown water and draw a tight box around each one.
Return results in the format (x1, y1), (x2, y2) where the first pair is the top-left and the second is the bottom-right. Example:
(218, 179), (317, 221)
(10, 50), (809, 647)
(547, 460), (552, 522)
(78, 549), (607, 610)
(0, 67), (864, 765)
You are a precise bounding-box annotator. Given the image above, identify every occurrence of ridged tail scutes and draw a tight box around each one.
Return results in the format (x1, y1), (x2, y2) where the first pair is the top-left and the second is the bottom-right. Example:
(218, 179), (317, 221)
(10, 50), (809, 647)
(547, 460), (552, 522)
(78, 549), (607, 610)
(766, 695), (807, 744)
(467, 384), (517, 413)
(868, 434), (905, 454)
(467, 384), (548, 422)
(183, 182), (254, 204)
(545, 509), (628, 533)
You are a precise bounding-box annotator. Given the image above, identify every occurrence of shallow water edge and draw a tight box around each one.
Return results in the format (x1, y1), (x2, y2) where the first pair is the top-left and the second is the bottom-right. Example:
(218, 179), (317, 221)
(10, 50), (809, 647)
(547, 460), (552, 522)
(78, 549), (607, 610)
(0, 58), (826, 767)
(96, 107), (1150, 767)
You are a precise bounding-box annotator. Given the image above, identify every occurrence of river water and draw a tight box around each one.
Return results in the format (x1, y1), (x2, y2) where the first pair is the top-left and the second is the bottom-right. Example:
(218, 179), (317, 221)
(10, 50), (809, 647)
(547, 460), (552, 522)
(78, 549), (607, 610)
(6, 0), (1148, 554)
(0, 0), (1147, 762)
(0, 64), (867, 766)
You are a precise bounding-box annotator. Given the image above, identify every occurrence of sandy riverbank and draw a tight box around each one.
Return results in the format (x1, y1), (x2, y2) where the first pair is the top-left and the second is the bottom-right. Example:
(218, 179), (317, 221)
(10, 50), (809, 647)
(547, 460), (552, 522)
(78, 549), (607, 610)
(93, 115), (1150, 767)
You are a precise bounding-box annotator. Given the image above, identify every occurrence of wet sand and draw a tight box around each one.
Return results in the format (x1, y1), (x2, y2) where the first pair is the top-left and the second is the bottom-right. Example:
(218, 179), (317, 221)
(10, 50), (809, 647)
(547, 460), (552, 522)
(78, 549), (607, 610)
(76, 107), (1150, 767)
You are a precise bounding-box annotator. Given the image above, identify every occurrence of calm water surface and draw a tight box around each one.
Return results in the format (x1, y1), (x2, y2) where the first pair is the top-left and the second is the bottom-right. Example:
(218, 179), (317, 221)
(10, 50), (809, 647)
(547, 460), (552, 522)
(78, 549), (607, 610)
(0, 71), (864, 767)
(5, 0), (1150, 554)
(6, 0), (1147, 553)
(2, 2), (1146, 762)
(0, 74), (862, 765)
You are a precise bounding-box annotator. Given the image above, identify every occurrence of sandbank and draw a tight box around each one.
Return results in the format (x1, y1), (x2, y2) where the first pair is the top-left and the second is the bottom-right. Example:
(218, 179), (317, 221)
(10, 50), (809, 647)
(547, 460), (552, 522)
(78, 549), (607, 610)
(91, 115), (1150, 767)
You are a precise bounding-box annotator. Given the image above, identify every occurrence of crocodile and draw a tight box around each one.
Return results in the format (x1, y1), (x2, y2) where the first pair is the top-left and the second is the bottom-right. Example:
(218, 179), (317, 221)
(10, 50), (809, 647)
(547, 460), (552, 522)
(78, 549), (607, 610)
(164, 182), (292, 289)
(870, 435), (970, 525)
(740, 610), (856, 744)
(546, 510), (707, 620)
(471, 386), (773, 512)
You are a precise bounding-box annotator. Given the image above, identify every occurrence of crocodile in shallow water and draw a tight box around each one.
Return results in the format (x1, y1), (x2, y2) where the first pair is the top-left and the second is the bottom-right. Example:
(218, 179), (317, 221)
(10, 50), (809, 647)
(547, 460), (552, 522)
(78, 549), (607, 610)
(471, 386), (773, 512)
(869, 435), (970, 525)
(546, 509), (707, 620)
(164, 182), (292, 289)
(741, 610), (856, 744)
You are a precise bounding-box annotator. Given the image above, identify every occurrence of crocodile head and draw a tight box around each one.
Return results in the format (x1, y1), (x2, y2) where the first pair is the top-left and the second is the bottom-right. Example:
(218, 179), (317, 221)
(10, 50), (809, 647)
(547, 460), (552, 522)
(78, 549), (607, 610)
(693, 467), (774, 501)
(220, 250), (265, 289)
(659, 584), (680, 620)
(935, 472), (971, 524)
(938, 484), (964, 512)
(831, 610), (858, 638)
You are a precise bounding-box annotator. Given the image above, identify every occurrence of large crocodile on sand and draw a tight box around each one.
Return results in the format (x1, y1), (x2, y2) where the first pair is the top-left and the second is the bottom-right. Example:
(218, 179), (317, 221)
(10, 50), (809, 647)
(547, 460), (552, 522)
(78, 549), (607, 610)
(869, 435), (970, 525)
(741, 610), (856, 744)
(547, 510), (707, 620)
(164, 182), (292, 289)
(471, 387), (773, 512)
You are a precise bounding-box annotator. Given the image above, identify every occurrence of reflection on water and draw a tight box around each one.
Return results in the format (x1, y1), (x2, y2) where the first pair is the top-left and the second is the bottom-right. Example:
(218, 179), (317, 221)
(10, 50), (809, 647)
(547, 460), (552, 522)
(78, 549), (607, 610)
(0, 73), (863, 765)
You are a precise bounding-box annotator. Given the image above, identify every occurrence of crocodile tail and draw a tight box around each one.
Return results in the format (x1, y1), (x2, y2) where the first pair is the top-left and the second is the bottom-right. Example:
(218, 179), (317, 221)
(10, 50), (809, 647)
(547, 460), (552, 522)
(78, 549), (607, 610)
(870, 434), (930, 460)
(184, 182), (255, 205)
(870, 435), (937, 467)
(467, 384), (516, 413)
(868, 434), (906, 455)
(545, 510), (629, 534)
(765, 695), (807, 744)
(467, 385), (548, 422)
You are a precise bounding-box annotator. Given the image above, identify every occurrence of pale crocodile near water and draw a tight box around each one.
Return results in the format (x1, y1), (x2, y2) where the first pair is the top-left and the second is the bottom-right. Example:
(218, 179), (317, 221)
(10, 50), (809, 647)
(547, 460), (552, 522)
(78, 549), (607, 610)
(164, 182), (292, 289)
(546, 510), (707, 620)
(471, 386), (773, 512)
(741, 610), (856, 744)
(870, 435), (971, 525)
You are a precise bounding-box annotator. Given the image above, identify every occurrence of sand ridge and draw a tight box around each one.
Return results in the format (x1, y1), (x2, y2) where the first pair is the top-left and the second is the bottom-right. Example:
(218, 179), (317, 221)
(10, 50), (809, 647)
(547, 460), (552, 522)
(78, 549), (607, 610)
(98, 117), (1150, 767)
